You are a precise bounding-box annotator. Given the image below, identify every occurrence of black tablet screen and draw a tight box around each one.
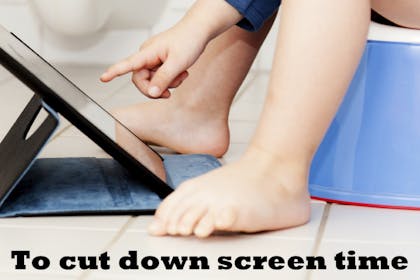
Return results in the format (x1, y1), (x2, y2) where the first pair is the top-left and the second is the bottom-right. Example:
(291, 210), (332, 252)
(0, 26), (169, 184)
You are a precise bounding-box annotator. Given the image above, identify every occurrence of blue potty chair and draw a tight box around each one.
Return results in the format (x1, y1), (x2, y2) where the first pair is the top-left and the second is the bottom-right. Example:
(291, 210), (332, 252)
(309, 22), (420, 210)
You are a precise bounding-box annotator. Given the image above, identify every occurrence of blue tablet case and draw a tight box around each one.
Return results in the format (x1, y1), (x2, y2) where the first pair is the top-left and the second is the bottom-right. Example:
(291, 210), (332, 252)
(0, 155), (221, 217)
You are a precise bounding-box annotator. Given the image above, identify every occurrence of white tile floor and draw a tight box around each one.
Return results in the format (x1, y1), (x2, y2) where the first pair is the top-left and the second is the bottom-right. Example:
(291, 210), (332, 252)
(1, 65), (420, 280)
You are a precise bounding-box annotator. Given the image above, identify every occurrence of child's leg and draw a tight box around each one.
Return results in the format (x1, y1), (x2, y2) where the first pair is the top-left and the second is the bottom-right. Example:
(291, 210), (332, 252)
(371, 0), (420, 29)
(113, 15), (276, 157)
(149, 0), (371, 237)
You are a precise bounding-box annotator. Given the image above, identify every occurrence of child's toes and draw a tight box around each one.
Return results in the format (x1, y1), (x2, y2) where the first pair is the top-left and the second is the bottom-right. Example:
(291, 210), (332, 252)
(177, 205), (207, 236)
(193, 212), (215, 238)
(153, 186), (194, 232)
(215, 207), (237, 231)
(148, 218), (167, 236)
(166, 202), (194, 235)
(154, 195), (178, 225)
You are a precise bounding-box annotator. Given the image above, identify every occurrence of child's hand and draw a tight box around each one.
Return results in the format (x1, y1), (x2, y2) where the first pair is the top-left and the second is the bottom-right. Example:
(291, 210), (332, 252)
(100, 0), (242, 99)
(100, 23), (208, 98)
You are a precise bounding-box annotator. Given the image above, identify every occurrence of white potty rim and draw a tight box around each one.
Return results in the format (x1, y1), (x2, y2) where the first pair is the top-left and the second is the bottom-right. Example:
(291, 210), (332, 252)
(368, 21), (420, 44)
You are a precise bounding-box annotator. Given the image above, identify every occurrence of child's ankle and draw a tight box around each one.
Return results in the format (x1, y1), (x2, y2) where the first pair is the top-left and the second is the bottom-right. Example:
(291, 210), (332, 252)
(243, 144), (310, 185)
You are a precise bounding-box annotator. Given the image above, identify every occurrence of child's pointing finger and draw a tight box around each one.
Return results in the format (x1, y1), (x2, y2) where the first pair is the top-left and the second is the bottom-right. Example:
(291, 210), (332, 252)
(100, 52), (148, 82)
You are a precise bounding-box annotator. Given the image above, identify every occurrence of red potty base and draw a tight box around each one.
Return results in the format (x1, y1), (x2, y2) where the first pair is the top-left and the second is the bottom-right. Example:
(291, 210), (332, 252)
(311, 196), (420, 211)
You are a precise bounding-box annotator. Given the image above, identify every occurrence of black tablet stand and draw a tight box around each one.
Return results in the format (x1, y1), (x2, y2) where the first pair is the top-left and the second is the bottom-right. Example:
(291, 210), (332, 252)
(0, 94), (59, 205)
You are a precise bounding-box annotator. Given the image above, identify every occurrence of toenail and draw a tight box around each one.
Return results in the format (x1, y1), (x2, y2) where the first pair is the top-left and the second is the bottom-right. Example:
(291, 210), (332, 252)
(168, 225), (177, 235)
(179, 226), (190, 235)
(148, 221), (163, 234)
(194, 227), (208, 237)
(216, 211), (234, 229)
(216, 219), (227, 229)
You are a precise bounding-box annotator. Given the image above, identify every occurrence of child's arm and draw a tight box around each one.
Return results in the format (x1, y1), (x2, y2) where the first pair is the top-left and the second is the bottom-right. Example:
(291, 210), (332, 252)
(100, 0), (242, 98)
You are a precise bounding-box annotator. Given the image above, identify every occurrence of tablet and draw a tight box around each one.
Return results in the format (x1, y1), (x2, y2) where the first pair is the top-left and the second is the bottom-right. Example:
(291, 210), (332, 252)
(0, 25), (173, 199)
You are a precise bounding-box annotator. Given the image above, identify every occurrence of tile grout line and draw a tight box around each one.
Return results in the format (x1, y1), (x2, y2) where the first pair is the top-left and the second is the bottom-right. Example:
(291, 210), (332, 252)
(78, 216), (136, 280)
(50, 123), (72, 141)
(311, 203), (331, 254)
(305, 202), (331, 280)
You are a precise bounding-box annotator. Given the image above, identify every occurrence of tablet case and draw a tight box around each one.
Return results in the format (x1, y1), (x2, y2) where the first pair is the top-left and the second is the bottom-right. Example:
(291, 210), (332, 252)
(0, 96), (221, 217)
(0, 156), (220, 218)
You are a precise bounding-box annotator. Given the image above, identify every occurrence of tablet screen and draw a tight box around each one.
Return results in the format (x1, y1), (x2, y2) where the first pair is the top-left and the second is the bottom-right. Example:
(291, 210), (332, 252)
(0, 26), (167, 183)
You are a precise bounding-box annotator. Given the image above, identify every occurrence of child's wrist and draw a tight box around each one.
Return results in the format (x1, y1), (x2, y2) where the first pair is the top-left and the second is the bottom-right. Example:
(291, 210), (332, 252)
(176, 16), (213, 44)
(180, 0), (243, 41)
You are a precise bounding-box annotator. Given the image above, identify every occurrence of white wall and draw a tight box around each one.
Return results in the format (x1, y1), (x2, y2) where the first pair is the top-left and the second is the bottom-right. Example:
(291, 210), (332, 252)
(0, 0), (277, 70)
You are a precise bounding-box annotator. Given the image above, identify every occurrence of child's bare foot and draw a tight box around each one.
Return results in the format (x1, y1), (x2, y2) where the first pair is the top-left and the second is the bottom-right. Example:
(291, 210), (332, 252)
(148, 147), (311, 238)
(112, 98), (230, 157)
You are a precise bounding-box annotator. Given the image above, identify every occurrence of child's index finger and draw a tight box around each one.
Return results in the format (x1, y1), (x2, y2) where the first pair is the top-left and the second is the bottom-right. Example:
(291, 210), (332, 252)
(100, 52), (146, 82)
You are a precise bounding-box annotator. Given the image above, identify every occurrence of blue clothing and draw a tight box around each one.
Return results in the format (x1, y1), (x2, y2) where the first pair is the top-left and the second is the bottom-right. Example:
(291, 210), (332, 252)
(226, 0), (281, 31)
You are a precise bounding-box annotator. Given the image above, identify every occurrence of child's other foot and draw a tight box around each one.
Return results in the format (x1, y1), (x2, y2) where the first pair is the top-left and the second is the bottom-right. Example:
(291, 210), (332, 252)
(112, 98), (230, 157)
(148, 147), (311, 238)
